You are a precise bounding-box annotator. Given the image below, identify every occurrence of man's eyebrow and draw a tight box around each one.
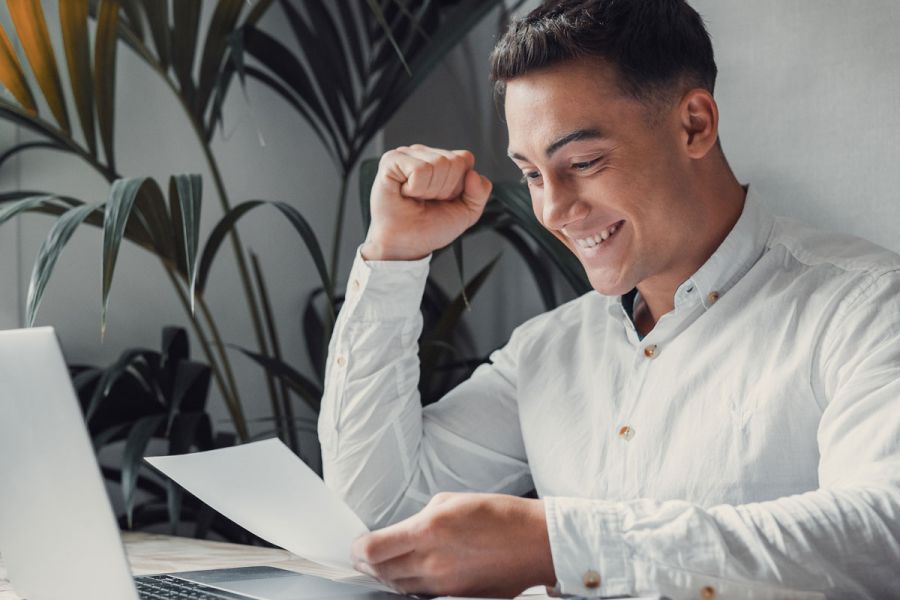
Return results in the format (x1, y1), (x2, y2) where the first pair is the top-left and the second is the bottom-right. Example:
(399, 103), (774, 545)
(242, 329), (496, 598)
(507, 128), (607, 162)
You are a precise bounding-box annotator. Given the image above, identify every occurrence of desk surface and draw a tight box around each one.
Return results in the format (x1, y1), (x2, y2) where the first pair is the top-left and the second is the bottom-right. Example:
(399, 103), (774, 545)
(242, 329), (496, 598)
(0, 531), (447, 600)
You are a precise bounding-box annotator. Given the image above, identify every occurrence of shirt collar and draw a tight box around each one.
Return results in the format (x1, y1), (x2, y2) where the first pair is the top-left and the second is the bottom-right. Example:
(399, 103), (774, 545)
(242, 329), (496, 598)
(608, 185), (775, 316)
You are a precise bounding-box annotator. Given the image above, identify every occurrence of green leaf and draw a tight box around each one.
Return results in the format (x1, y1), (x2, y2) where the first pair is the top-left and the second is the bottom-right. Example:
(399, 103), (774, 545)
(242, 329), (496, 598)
(279, 0), (351, 154)
(141, 0), (170, 70)
(0, 22), (37, 112)
(165, 412), (209, 534)
(195, 0), (244, 116)
(60, 0), (96, 155)
(334, 1), (366, 85)
(119, 0), (145, 41)
(94, 0), (119, 170)
(25, 203), (97, 327)
(170, 174), (202, 311)
(127, 177), (171, 261)
(240, 26), (340, 161)
(294, 0), (356, 120)
(229, 344), (322, 413)
(195, 199), (333, 316)
(172, 0), (201, 100)
(123, 413), (166, 528)
(366, 0), (410, 75)
(420, 253), (502, 375)
(248, 250), (297, 453)
(358, 157), (378, 231)
(452, 238), (469, 310)
(7, 0), (71, 132)
(0, 139), (68, 172)
(302, 288), (326, 385)
(166, 363), (209, 433)
(86, 347), (157, 422)
(92, 421), (131, 452)
(242, 64), (340, 168)
(102, 177), (151, 336)
(360, 0), (503, 155)
(0, 97), (79, 156)
(493, 224), (557, 310)
(0, 193), (55, 226)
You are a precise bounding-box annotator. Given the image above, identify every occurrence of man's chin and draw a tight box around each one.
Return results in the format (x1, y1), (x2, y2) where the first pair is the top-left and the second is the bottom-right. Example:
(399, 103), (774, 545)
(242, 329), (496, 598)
(586, 270), (631, 297)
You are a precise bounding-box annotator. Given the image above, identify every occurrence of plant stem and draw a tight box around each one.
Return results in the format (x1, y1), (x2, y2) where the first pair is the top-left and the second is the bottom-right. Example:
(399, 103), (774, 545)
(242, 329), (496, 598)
(195, 293), (250, 442)
(161, 264), (247, 441)
(249, 252), (299, 455)
(325, 174), (350, 339)
(138, 47), (281, 434)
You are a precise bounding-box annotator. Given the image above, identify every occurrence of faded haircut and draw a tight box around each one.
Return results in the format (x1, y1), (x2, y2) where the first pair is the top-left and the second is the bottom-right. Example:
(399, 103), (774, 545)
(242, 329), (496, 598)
(489, 0), (717, 110)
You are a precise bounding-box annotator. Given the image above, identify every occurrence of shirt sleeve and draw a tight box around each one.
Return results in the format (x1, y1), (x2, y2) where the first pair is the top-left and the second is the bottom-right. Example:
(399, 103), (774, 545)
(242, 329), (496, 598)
(318, 245), (534, 530)
(544, 271), (900, 599)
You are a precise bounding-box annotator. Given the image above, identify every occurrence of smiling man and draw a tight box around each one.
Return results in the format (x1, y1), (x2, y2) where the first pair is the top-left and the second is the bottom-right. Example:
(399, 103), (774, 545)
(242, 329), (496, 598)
(317, 1), (900, 598)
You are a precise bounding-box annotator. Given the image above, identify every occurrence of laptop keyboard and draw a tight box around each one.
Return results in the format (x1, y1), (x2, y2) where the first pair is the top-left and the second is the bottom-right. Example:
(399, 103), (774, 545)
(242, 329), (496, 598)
(135, 574), (251, 599)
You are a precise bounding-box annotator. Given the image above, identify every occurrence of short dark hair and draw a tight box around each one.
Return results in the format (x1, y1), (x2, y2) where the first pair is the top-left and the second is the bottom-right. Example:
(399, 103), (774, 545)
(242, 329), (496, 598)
(489, 0), (717, 107)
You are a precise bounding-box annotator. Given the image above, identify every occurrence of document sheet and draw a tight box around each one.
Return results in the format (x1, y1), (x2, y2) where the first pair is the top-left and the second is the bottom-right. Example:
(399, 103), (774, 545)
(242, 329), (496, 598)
(145, 438), (367, 572)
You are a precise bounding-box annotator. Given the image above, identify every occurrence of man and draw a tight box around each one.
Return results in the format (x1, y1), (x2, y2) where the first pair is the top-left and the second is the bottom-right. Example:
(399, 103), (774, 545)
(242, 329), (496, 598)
(317, 1), (900, 598)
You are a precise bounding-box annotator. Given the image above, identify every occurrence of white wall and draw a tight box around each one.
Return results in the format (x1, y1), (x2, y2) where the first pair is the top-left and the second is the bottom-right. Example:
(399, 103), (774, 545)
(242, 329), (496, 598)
(691, 0), (900, 250)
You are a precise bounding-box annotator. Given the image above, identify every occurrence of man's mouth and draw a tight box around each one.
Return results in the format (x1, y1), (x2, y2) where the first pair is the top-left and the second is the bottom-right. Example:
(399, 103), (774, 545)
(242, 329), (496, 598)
(567, 220), (626, 258)
(572, 220), (625, 248)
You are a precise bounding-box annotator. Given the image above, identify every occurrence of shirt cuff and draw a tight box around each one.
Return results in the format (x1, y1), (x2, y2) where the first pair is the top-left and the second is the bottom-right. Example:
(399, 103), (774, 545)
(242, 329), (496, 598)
(344, 244), (431, 321)
(544, 496), (633, 597)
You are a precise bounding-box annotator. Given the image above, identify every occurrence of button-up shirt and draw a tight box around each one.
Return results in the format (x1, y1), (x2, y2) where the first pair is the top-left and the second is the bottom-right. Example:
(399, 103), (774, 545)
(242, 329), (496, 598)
(318, 186), (900, 599)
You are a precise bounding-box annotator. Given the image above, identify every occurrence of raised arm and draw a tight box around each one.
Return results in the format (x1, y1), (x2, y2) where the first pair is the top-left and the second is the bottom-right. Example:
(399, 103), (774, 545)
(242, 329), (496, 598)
(318, 145), (534, 530)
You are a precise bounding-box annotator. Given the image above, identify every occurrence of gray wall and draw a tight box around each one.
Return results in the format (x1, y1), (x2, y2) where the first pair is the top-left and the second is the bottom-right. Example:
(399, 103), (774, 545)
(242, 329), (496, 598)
(694, 0), (900, 249)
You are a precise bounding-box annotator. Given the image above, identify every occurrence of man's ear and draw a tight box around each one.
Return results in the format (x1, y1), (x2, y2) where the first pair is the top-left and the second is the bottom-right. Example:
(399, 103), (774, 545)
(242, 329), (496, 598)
(679, 89), (719, 159)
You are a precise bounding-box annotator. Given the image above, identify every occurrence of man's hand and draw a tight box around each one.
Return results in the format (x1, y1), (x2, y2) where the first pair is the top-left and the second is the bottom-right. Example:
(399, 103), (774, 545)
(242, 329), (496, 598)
(350, 492), (556, 598)
(362, 144), (493, 261)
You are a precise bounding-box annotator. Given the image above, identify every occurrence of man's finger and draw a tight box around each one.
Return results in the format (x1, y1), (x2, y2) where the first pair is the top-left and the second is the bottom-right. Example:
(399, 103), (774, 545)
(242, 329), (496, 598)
(351, 520), (418, 565)
(356, 549), (420, 582)
(461, 171), (493, 211)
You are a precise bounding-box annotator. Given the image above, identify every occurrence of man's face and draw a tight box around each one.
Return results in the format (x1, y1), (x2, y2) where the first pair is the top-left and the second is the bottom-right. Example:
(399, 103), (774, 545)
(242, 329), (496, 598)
(505, 58), (701, 296)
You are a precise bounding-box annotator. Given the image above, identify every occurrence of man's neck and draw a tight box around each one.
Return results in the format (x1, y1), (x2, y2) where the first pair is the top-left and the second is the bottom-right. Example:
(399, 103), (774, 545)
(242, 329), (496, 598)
(635, 176), (747, 336)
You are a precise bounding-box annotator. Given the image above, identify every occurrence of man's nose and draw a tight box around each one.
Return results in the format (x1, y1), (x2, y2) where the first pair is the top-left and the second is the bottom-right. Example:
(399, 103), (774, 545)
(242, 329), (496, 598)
(541, 179), (584, 230)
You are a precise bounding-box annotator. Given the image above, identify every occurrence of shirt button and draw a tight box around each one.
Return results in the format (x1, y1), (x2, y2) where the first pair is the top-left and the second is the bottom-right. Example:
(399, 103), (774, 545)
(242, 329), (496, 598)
(582, 569), (601, 589)
(707, 291), (720, 304)
(701, 585), (716, 599)
(618, 425), (635, 441)
(352, 278), (361, 291)
(335, 355), (347, 367)
(643, 344), (658, 358)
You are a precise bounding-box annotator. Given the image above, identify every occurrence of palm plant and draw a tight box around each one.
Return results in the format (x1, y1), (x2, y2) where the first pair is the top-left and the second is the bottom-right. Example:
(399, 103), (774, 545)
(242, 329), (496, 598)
(1, 1), (592, 479)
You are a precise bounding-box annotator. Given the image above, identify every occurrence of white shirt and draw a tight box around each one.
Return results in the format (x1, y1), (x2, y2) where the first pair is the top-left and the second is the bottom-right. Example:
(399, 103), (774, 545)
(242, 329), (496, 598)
(318, 186), (900, 599)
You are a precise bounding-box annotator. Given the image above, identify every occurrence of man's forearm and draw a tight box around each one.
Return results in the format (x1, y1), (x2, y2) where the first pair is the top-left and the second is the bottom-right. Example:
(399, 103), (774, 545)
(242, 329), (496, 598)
(318, 246), (433, 528)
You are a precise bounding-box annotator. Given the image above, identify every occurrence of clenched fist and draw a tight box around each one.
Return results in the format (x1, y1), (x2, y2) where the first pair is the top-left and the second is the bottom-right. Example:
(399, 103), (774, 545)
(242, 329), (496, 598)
(362, 144), (493, 261)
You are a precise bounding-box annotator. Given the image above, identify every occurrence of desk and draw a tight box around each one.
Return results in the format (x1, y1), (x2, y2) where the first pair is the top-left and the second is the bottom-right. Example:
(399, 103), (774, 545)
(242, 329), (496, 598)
(0, 532), (549, 599)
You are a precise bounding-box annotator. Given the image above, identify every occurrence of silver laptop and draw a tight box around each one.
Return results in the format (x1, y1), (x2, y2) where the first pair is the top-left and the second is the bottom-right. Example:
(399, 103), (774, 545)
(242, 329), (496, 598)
(0, 327), (403, 600)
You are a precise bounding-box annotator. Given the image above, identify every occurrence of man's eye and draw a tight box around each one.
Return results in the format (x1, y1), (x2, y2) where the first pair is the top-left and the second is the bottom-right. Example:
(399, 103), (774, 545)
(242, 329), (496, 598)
(520, 171), (541, 184)
(572, 158), (601, 170)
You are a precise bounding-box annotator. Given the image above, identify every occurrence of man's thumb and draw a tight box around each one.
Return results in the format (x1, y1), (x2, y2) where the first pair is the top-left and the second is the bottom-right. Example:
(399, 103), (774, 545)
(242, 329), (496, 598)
(461, 170), (493, 209)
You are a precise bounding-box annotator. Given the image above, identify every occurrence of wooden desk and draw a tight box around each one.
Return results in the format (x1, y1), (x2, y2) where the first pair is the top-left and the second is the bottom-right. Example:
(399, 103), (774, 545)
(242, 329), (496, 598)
(0, 531), (405, 600)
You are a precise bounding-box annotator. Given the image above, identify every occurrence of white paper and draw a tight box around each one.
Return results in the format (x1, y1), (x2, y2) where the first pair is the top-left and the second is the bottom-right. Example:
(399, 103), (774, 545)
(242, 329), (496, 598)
(145, 438), (368, 571)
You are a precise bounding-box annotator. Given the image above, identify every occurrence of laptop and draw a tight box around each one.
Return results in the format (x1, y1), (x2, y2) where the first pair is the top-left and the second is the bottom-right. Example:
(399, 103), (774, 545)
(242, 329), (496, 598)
(0, 327), (405, 600)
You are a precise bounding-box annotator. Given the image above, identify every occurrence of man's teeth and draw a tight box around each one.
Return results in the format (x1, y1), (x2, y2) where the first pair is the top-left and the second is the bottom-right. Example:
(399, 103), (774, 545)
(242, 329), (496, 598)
(575, 223), (621, 248)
